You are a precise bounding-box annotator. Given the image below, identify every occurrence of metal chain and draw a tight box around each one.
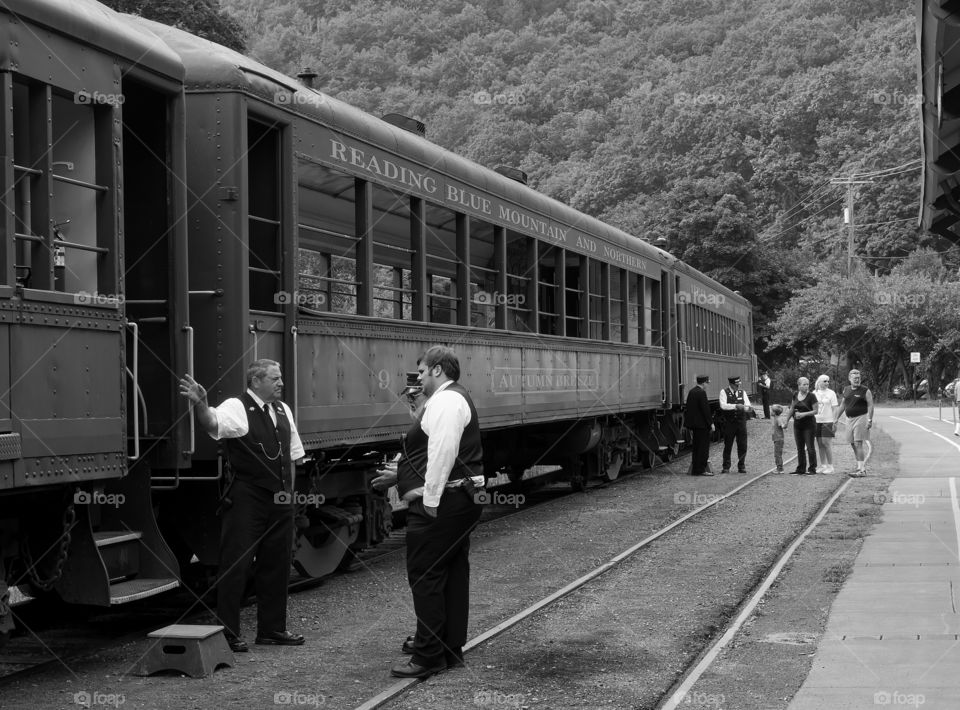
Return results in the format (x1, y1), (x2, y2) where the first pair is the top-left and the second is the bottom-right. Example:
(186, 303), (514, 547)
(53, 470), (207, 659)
(22, 501), (76, 592)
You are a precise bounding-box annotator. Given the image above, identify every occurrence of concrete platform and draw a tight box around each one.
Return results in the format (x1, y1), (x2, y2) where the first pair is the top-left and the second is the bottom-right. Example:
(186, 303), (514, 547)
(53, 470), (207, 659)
(788, 409), (960, 710)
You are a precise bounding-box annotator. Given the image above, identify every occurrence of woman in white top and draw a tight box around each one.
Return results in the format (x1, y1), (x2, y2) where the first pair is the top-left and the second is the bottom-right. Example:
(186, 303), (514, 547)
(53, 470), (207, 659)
(814, 374), (839, 473)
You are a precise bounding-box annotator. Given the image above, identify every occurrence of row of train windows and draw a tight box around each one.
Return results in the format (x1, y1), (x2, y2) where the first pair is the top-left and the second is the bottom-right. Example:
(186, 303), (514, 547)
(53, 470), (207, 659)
(682, 304), (750, 358)
(247, 153), (666, 345)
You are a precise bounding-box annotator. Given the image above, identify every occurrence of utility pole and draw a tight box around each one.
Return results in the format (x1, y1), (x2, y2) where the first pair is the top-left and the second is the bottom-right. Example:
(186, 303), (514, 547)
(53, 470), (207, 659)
(830, 176), (873, 274)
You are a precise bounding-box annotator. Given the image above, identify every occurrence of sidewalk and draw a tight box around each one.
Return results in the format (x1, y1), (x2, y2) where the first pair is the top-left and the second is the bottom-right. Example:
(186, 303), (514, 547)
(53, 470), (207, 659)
(788, 410), (960, 709)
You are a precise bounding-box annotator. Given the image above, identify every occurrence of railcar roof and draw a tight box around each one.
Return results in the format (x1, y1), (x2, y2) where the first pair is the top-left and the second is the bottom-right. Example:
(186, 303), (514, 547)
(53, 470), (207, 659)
(0, 0), (183, 80)
(917, 0), (960, 245)
(131, 15), (749, 306)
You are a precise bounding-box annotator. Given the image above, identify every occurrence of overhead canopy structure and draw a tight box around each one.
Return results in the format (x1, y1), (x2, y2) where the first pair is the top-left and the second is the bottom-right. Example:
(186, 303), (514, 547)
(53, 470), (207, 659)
(918, 0), (960, 245)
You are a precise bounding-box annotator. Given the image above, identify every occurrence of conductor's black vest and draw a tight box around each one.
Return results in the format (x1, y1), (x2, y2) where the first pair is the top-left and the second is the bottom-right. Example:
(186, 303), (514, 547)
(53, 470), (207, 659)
(397, 382), (483, 498)
(723, 388), (747, 421)
(223, 392), (292, 492)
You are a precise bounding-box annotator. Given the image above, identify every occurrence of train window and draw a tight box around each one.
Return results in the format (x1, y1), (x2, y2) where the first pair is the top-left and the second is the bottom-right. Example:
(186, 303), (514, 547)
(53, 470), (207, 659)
(649, 278), (662, 347)
(610, 268), (624, 342)
(297, 161), (359, 314)
(626, 273), (641, 344)
(11, 79), (114, 295)
(506, 230), (533, 332)
(425, 202), (458, 324)
(537, 243), (561, 335)
(587, 259), (606, 340)
(247, 120), (282, 313)
(371, 185), (413, 319)
(565, 252), (585, 337)
(470, 219), (497, 328)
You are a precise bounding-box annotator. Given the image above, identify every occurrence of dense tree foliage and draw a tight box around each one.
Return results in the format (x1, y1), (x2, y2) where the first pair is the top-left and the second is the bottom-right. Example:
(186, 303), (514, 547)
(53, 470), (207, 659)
(216, 0), (958, 389)
(104, 0), (246, 52)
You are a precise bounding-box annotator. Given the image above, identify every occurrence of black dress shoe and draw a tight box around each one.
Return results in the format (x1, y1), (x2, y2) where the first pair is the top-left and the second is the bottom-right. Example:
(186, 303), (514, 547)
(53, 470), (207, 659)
(401, 635), (414, 654)
(738, 468), (747, 473)
(226, 635), (248, 653)
(390, 659), (446, 678)
(255, 630), (305, 646)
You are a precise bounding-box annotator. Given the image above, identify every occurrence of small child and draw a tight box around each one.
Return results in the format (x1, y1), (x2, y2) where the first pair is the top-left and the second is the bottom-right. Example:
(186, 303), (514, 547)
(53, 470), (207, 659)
(771, 404), (785, 473)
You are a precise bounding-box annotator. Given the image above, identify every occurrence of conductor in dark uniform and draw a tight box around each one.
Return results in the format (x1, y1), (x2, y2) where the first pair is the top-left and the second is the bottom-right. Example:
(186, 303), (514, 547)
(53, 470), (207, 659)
(372, 345), (485, 679)
(719, 375), (751, 473)
(179, 359), (305, 653)
(685, 375), (713, 476)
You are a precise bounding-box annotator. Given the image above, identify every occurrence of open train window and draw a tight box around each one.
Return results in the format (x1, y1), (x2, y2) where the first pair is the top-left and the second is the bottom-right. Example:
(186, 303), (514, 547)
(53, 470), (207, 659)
(425, 202), (458, 324)
(587, 258), (607, 340)
(505, 230), (533, 332)
(371, 184), (413, 319)
(297, 161), (358, 314)
(627, 273), (641, 344)
(537, 244), (561, 335)
(247, 120), (282, 313)
(469, 219), (497, 328)
(11, 77), (115, 296)
(649, 278), (662, 347)
(610, 268), (624, 342)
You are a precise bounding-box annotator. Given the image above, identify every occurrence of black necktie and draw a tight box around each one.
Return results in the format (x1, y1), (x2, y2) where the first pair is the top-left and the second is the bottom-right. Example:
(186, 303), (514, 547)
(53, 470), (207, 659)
(264, 403), (278, 430)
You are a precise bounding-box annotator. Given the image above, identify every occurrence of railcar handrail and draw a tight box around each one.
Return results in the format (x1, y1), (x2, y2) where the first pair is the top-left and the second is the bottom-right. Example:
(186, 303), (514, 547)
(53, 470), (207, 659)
(126, 321), (140, 461)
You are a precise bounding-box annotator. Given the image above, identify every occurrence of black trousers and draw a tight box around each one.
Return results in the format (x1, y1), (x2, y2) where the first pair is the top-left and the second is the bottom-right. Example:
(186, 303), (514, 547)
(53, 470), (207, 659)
(691, 427), (710, 474)
(722, 419), (748, 469)
(405, 491), (482, 667)
(216, 479), (293, 639)
(760, 390), (771, 418)
(793, 426), (817, 473)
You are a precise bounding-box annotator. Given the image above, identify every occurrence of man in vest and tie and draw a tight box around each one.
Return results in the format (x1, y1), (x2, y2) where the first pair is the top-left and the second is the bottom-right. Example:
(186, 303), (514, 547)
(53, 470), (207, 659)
(719, 375), (751, 473)
(179, 359), (305, 653)
(372, 345), (485, 679)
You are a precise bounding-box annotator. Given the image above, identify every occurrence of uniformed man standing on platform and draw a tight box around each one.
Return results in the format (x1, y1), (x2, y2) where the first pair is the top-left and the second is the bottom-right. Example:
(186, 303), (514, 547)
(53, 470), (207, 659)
(684, 375), (714, 476)
(719, 375), (751, 473)
(179, 359), (305, 653)
(372, 345), (485, 679)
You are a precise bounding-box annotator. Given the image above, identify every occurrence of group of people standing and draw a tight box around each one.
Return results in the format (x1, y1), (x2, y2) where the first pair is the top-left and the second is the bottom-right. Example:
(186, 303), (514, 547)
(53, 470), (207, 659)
(179, 346), (483, 680)
(685, 369), (875, 478)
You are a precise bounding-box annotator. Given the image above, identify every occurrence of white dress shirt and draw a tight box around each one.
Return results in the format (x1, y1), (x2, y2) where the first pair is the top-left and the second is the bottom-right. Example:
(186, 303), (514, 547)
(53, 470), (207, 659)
(719, 387), (751, 411)
(419, 380), (484, 507)
(208, 388), (305, 461)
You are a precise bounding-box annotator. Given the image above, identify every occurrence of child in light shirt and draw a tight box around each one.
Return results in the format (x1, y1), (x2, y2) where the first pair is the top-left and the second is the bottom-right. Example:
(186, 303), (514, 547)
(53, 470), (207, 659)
(771, 404), (786, 473)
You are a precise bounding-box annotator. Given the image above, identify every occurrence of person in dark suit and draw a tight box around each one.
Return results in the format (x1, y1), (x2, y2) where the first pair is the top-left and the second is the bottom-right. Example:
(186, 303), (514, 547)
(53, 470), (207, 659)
(372, 346), (485, 679)
(685, 375), (714, 476)
(179, 359), (305, 653)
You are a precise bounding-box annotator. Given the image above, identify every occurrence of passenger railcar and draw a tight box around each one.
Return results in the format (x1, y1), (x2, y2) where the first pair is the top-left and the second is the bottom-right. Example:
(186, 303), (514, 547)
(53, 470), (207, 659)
(0, 0), (755, 637)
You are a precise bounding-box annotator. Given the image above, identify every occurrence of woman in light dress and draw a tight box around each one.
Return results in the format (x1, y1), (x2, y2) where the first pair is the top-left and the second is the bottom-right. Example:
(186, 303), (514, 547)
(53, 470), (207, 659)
(813, 374), (838, 473)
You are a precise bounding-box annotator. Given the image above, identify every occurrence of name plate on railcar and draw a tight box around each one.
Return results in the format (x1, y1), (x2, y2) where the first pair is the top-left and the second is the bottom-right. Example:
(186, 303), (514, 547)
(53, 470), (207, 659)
(491, 367), (599, 394)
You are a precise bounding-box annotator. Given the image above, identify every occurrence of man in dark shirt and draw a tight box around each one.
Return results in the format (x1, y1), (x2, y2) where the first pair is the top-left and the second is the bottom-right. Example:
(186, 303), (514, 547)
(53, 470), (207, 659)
(685, 375), (714, 476)
(179, 360), (305, 653)
(834, 369), (874, 477)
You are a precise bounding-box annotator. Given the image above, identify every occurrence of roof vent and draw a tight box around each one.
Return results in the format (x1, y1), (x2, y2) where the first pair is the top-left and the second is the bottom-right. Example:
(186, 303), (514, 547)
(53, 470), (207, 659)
(494, 165), (528, 185)
(296, 68), (319, 88)
(382, 113), (426, 137)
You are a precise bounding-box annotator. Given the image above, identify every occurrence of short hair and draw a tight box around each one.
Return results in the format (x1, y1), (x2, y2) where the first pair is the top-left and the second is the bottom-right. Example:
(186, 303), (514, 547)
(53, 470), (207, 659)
(771, 404), (784, 414)
(246, 359), (280, 386)
(797, 376), (809, 386)
(419, 345), (460, 381)
(849, 369), (861, 377)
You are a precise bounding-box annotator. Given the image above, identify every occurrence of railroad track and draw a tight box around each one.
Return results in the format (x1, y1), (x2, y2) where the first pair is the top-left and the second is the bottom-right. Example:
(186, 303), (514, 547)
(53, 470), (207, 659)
(349, 453), (855, 710)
